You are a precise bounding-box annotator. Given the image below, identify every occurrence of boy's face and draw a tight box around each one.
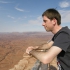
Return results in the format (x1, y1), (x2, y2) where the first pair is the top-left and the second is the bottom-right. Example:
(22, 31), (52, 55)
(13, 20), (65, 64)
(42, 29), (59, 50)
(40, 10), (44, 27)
(42, 16), (55, 32)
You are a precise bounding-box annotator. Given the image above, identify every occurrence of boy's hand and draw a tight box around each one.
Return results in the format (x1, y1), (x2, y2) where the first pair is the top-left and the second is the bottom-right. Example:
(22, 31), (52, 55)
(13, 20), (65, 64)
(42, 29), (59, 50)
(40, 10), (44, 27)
(26, 46), (39, 54)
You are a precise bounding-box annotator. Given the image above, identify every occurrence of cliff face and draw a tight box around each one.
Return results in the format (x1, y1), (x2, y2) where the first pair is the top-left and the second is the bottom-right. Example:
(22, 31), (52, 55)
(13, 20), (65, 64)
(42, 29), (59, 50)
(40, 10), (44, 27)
(9, 53), (36, 70)
(9, 52), (57, 70)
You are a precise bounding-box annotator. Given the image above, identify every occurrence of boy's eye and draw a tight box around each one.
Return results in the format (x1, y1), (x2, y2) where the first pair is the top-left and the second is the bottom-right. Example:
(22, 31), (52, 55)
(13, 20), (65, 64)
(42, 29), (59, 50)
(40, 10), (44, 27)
(43, 20), (47, 23)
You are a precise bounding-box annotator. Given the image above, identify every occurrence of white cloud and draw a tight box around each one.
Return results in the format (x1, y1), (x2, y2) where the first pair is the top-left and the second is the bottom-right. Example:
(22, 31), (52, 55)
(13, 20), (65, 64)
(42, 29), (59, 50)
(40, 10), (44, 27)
(59, 1), (70, 8)
(59, 10), (70, 23)
(15, 7), (29, 12)
(0, 1), (11, 3)
(15, 4), (29, 12)
(7, 15), (15, 19)
(28, 16), (42, 25)
(15, 7), (24, 12)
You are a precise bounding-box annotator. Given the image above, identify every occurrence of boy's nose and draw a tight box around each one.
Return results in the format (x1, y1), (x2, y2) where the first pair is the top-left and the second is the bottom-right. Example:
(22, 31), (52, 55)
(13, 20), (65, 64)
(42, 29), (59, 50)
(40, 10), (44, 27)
(42, 23), (45, 26)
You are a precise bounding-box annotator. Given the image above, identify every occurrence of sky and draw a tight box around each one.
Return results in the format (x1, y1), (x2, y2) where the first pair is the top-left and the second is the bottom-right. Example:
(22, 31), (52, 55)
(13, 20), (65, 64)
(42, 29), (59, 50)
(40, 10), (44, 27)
(0, 0), (70, 32)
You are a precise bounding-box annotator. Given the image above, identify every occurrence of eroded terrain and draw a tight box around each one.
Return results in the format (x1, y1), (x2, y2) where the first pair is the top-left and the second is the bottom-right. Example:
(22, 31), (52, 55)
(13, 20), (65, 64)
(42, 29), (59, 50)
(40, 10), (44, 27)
(0, 32), (53, 70)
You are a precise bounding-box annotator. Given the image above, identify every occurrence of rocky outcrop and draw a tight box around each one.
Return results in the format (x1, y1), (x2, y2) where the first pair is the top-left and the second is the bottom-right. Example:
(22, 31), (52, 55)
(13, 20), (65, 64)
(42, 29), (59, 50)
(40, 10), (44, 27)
(9, 52), (58, 70)
(9, 53), (36, 70)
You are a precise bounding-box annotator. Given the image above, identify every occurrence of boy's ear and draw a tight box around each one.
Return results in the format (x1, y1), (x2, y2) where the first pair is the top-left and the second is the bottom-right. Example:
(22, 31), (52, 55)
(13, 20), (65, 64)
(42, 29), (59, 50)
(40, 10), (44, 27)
(52, 18), (57, 25)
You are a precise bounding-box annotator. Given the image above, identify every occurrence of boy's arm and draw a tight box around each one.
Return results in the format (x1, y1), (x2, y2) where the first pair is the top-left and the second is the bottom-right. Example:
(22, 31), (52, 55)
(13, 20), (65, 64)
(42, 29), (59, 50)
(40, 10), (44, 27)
(37, 41), (54, 50)
(29, 46), (62, 64)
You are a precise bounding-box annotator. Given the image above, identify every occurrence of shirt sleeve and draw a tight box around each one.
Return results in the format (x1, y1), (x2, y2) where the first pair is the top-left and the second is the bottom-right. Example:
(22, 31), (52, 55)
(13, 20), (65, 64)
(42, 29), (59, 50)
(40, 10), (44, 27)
(52, 32), (70, 52)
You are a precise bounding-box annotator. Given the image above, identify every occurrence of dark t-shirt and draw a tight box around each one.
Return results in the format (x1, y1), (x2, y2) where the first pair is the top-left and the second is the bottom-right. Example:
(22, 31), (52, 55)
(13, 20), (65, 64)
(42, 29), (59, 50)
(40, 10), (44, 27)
(52, 26), (70, 70)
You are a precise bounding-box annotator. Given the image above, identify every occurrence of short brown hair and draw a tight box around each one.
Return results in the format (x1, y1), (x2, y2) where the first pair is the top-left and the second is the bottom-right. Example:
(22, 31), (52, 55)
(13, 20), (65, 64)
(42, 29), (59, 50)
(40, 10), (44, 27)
(42, 8), (61, 25)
